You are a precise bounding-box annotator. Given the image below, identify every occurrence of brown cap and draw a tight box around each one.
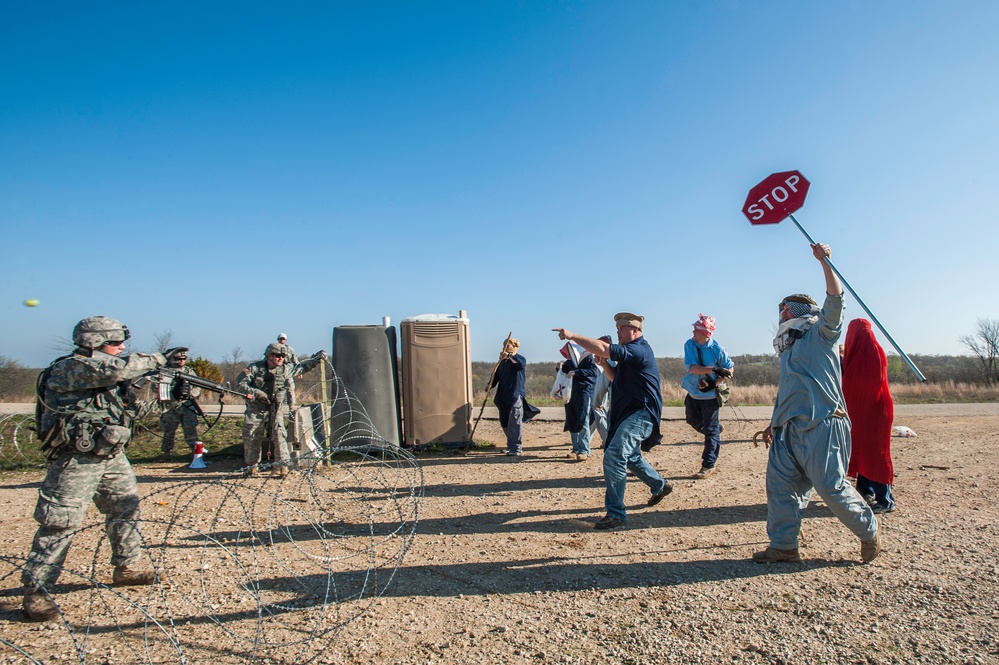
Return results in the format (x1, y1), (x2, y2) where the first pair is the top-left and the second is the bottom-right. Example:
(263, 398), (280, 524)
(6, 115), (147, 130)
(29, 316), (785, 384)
(614, 312), (644, 330)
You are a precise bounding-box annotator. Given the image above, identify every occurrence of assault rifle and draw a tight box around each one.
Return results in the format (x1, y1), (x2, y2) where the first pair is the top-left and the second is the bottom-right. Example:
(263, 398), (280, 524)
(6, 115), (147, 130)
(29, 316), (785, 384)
(134, 367), (252, 432)
(139, 367), (252, 402)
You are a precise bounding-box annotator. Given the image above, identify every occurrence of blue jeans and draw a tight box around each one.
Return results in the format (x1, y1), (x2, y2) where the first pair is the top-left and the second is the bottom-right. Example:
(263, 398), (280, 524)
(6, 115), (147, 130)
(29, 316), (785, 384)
(684, 394), (721, 468)
(603, 411), (668, 521)
(571, 416), (592, 455)
(504, 396), (524, 453)
(856, 474), (895, 511)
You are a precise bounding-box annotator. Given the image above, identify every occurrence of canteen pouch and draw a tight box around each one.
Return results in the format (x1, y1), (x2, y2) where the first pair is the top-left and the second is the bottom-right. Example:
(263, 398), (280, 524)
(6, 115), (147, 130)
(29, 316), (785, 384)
(70, 422), (97, 454)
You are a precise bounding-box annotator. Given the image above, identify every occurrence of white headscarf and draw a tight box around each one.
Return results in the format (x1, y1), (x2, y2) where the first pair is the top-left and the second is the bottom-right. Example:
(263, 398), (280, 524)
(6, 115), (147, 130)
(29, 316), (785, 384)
(773, 304), (821, 355)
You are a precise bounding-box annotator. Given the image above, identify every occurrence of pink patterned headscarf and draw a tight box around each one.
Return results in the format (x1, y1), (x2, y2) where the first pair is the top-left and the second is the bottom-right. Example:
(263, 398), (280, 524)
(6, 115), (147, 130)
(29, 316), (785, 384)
(693, 313), (716, 338)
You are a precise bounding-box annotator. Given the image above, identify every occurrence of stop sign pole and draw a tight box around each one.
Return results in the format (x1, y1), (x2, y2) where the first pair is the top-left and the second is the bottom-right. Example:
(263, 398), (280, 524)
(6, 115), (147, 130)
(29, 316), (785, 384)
(744, 171), (926, 381)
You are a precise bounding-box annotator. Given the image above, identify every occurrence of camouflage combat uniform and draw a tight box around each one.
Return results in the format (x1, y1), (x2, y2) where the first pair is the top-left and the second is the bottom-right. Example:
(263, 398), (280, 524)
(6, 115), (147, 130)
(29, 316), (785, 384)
(158, 365), (202, 453)
(237, 352), (321, 469)
(23, 349), (166, 592)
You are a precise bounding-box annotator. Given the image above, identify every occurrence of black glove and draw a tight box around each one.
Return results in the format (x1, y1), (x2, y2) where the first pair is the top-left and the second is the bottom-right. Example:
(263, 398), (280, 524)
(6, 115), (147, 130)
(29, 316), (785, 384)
(171, 378), (191, 400)
(714, 366), (733, 379)
(313, 350), (328, 361)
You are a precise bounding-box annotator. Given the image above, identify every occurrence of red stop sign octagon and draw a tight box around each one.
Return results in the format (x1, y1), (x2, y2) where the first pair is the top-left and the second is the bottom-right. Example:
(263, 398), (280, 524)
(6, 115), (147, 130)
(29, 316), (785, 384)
(742, 170), (810, 225)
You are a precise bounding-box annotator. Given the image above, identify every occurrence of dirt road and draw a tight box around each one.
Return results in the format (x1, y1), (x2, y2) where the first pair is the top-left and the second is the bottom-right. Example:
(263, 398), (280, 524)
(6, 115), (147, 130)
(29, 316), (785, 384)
(1, 409), (997, 664)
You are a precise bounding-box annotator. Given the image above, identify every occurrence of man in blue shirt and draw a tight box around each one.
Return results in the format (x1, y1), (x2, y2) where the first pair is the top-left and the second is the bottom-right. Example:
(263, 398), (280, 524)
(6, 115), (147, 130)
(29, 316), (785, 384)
(754, 243), (880, 564)
(553, 313), (672, 530)
(681, 314), (734, 479)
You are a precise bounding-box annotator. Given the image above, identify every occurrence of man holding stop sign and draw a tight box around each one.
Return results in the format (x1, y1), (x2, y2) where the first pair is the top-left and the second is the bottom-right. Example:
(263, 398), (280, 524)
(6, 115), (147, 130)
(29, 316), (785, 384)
(754, 242), (881, 564)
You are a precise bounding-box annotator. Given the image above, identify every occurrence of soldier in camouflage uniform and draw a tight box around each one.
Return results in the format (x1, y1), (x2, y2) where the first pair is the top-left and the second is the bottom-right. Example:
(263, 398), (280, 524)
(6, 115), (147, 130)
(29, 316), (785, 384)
(276, 333), (299, 365)
(158, 349), (203, 459)
(238, 343), (325, 476)
(23, 316), (181, 622)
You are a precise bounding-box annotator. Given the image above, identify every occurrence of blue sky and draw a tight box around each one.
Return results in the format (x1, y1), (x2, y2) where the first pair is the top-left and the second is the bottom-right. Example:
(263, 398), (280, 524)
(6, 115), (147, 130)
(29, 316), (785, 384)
(3, 2), (998, 372)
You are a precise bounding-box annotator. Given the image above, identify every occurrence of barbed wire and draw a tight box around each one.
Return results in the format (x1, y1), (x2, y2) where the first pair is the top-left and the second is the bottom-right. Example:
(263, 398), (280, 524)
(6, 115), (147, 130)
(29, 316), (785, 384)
(0, 360), (424, 664)
(0, 413), (41, 468)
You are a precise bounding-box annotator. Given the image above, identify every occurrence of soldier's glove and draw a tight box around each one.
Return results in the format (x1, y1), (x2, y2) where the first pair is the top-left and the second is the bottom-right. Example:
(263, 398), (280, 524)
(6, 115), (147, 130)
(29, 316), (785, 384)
(171, 378), (191, 400)
(713, 366), (733, 379)
(252, 389), (271, 404)
(313, 350), (328, 361)
(163, 347), (189, 364)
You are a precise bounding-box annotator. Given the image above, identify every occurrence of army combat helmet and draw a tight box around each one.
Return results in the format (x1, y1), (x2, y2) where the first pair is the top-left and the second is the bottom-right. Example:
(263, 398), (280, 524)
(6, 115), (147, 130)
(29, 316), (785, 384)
(72, 316), (131, 349)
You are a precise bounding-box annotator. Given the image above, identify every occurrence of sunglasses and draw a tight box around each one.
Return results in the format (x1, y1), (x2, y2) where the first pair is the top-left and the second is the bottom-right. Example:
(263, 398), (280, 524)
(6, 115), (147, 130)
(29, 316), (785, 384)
(105, 340), (126, 347)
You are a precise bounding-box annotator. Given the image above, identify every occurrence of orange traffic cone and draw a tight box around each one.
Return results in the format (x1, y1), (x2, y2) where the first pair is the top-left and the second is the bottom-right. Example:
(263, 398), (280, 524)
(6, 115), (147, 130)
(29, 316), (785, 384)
(189, 441), (206, 469)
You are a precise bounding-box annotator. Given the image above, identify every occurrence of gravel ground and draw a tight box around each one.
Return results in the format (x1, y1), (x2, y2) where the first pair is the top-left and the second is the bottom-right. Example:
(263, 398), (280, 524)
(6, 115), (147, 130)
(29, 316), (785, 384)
(1, 412), (997, 664)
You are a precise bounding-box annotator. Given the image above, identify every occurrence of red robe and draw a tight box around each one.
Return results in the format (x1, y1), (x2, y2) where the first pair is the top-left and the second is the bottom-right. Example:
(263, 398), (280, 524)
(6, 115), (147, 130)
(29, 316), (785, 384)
(843, 318), (894, 485)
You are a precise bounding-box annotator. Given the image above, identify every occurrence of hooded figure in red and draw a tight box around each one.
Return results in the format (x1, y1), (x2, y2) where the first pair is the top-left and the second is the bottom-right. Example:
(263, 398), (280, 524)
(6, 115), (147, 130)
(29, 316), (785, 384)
(842, 318), (896, 513)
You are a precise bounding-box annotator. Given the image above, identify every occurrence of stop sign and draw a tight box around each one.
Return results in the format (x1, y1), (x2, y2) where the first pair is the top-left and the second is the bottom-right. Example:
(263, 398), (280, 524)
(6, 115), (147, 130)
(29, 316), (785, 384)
(742, 170), (810, 225)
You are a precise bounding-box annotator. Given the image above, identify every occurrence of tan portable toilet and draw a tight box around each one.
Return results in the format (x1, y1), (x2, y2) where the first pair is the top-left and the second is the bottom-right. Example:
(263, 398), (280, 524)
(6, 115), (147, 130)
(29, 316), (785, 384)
(400, 311), (473, 448)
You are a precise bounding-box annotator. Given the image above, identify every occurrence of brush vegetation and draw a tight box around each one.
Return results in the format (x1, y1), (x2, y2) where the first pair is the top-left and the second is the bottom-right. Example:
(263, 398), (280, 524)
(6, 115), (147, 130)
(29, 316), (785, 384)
(1, 351), (995, 407)
(471, 353), (999, 406)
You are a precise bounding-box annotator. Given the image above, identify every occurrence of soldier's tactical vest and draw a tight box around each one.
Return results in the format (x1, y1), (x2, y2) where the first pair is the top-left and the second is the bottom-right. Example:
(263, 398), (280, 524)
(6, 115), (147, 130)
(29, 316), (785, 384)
(35, 355), (136, 460)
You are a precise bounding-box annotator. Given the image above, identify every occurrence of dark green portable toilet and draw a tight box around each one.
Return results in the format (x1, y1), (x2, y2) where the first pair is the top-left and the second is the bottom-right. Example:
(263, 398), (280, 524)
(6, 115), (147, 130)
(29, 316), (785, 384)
(331, 320), (402, 447)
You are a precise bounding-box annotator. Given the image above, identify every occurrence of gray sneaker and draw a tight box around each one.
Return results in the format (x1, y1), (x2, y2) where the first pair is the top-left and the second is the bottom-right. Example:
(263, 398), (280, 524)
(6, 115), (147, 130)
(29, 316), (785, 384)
(752, 547), (801, 563)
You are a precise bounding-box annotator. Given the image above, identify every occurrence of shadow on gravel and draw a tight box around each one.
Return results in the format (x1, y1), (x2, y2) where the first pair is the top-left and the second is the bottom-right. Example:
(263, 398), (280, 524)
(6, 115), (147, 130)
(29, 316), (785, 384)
(379, 555), (857, 598)
(421, 473), (605, 497)
(187, 498), (834, 545)
(407, 502), (839, 537)
(0, 478), (41, 490)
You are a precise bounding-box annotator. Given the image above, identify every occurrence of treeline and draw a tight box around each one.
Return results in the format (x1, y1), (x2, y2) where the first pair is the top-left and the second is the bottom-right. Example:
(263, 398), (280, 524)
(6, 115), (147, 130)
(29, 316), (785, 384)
(472, 353), (982, 400)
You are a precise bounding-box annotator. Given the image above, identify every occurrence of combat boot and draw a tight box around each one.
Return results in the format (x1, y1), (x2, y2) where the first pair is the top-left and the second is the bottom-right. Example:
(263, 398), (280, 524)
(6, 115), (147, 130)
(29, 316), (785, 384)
(23, 590), (59, 622)
(112, 565), (155, 586)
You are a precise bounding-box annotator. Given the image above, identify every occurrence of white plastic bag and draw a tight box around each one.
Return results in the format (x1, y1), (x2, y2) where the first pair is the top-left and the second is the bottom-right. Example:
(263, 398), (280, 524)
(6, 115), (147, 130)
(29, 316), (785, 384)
(551, 369), (573, 403)
(893, 425), (917, 438)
